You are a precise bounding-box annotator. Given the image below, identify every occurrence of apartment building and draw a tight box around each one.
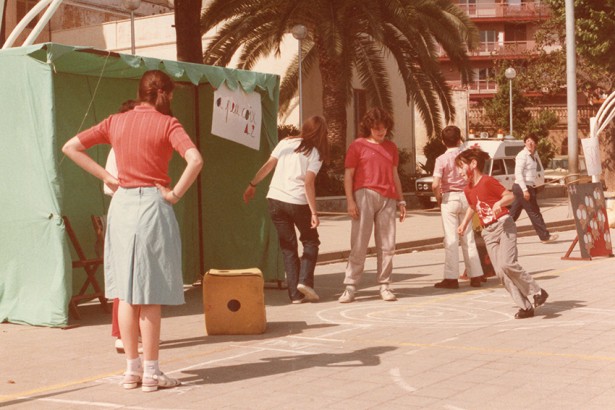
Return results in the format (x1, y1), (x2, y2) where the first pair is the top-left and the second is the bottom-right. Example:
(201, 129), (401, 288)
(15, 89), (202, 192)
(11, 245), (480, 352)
(440, 0), (551, 103)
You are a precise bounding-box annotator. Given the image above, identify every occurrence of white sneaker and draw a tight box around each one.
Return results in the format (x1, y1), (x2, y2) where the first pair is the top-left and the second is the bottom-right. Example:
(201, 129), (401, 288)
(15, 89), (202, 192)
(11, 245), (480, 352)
(338, 287), (355, 303)
(297, 284), (320, 302)
(380, 287), (397, 302)
(115, 338), (124, 354)
(541, 234), (559, 244)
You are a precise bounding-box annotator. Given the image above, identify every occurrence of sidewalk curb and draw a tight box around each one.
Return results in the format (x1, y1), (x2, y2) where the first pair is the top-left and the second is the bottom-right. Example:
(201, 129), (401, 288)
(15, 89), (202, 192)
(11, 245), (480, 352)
(316, 219), (577, 265)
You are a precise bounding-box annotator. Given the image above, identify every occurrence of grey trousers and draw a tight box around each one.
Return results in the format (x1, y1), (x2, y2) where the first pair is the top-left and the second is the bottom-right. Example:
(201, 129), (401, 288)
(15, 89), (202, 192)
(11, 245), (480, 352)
(481, 215), (540, 310)
(344, 188), (397, 286)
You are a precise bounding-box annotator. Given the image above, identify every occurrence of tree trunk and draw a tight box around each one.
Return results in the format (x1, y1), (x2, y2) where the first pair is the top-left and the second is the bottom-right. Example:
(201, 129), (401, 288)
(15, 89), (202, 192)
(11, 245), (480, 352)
(314, 38), (348, 176)
(174, 0), (203, 63)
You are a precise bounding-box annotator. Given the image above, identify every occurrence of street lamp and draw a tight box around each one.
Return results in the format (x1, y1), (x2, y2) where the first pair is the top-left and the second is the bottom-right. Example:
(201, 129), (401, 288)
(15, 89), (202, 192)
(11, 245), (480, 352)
(291, 24), (308, 127)
(123, 0), (141, 55)
(504, 67), (517, 137)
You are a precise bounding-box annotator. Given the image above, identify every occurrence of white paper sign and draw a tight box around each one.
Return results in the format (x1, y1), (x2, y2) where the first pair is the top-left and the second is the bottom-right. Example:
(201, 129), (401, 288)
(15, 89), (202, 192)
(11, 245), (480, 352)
(581, 137), (602, 176)
(211, 83), (262, 150)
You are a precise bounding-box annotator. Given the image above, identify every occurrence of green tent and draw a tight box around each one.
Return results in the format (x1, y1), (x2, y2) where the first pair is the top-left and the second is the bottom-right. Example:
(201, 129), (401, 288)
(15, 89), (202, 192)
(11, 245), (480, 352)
(0, 43), (283, 328)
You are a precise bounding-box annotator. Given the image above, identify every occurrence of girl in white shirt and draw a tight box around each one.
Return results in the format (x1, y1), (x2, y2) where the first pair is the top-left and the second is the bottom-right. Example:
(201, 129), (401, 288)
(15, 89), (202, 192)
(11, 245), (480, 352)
(244, 116), (329, 303)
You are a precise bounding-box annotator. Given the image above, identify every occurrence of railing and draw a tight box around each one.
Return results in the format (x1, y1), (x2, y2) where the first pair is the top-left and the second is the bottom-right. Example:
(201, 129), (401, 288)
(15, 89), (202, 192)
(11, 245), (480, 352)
(468, 105), (600, 127)
(438, 40), (536, 58)
(455, 2), (551, 19)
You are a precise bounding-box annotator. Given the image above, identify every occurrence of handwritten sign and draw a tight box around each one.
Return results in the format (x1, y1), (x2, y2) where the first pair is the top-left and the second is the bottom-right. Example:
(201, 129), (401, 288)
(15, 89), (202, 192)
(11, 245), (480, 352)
(211, 83), (262, 150)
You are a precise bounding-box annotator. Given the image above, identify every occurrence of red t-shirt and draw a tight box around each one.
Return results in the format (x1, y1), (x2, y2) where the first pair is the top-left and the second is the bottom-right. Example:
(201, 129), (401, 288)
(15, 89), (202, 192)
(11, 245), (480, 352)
(344, 138), (399, 199)
(76, 105), (196, 187)
(464, 175), (509, 226)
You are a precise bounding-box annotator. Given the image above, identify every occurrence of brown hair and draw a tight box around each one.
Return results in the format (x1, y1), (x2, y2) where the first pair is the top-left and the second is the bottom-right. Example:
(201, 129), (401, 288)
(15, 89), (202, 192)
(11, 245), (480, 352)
(118, 99), (138, 113)
(294, 116), (330, 162)
(455, 145), (491, 171)
(441, 125), (462, 148)
(359, 107), (394, 138)
(138, 70), (175, 115)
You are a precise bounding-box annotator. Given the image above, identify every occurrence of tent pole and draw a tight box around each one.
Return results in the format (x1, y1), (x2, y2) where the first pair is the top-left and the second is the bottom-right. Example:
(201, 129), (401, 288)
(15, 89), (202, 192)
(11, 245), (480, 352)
(194, 85), (205, 278)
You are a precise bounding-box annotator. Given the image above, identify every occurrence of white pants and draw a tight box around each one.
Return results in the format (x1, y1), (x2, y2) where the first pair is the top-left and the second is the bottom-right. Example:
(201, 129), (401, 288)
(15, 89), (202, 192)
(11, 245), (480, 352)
(344, 189), (396, 285)
(440, 191), (483, 279)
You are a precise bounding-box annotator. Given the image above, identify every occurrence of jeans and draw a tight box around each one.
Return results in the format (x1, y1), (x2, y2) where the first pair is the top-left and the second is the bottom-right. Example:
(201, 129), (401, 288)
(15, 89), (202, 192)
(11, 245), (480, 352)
(509, 184), (550, 241)
(268, 198), (320, 301)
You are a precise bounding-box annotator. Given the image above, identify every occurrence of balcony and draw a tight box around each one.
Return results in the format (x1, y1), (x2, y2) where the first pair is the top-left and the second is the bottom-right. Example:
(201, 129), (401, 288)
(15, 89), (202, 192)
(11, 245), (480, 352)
(456, 2), (550, 20)
(438, 40), (536, 59)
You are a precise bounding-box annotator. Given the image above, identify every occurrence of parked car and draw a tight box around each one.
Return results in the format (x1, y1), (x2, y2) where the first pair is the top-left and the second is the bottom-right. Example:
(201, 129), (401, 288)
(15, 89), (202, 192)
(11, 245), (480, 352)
(415, 136), (544, 209)
(544, 155), (587, 185)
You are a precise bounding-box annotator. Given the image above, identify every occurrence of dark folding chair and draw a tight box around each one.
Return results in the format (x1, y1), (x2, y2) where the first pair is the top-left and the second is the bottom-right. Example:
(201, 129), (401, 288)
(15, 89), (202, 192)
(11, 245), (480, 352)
(63, 216), (109, 319)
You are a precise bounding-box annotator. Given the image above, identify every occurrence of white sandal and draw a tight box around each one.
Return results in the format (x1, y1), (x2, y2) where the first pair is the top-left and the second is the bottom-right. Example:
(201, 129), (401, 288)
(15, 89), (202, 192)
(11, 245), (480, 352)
(120, 371), (143, 390)
(142, 372), (181, 392)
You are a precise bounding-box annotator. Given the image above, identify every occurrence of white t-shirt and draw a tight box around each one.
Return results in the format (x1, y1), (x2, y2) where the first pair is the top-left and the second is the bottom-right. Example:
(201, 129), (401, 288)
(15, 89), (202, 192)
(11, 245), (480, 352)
(103, 148), (117, 196)
(266, 138), (323, 205)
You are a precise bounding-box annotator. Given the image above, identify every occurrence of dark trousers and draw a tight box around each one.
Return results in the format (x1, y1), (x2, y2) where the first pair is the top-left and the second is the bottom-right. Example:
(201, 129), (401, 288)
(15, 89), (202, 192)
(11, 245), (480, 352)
(268, 198), (320, 301)
(509, 184), (550, 241)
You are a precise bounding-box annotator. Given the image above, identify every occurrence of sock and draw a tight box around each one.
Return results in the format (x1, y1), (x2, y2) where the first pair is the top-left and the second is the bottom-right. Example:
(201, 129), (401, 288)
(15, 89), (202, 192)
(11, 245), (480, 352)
(126, 357), (142, 374)
(380, 284), (390, 290)
(346, 285), (356, 292)
(144, 360), (160, 377)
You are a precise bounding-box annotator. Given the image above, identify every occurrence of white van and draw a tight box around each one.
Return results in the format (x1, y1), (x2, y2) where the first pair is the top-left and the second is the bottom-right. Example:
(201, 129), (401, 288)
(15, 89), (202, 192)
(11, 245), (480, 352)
(415, 136), (544, 208)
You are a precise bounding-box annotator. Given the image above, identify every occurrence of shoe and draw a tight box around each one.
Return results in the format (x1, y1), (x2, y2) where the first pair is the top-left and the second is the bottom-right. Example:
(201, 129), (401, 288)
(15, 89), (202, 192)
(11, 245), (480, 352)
(541, 234), (559, 244)
(533, 288), (549, 308)
(291, 298), (305, 304)
(469, 277), (483, 288)
(142, 372), (181, 392)
(380, 287), (397, 301)
(434, 279), (459, 289)
(120, 371), (142, 390)
(297, 284), (320, 302)
(115, 338), (124, 354)
(514, 307), (535, 319)
(338, 287), (355, 303)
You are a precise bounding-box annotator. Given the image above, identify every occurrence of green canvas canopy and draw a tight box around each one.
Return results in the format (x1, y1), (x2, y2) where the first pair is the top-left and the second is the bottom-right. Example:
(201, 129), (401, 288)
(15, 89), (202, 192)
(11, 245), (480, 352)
(0, 43), (283, 327)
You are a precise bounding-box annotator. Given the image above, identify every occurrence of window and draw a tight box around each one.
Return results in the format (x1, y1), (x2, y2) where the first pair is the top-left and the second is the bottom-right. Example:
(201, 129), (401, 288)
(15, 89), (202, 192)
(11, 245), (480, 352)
(16, 0), (38, 29)
(491, 159), (506, 176)
(505, 159), (516, 174)
(479, 31), (498, 54)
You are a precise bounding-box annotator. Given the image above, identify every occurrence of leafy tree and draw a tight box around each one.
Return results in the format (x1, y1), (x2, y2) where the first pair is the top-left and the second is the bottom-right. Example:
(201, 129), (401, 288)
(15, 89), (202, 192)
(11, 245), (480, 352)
(533, 0), (615, 190)
(200, 0), (478, 175)
(483, 68), (532, 138)
(480, 66), (557, 166)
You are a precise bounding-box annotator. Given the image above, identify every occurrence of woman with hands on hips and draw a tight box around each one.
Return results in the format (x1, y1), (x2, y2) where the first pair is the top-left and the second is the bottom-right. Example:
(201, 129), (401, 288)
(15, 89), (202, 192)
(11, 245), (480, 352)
(244, 116), (329, 304)
(62, 70), (203, 392)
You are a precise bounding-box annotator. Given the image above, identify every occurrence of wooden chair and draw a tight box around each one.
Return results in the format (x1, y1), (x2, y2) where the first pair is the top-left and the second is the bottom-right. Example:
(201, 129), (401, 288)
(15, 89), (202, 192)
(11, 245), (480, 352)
(63, 215), (109, 319)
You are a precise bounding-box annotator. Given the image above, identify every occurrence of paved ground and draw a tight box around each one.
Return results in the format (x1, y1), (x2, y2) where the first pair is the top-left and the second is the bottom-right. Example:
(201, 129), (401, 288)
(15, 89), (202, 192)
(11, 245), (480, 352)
(2, 197), (615, 409)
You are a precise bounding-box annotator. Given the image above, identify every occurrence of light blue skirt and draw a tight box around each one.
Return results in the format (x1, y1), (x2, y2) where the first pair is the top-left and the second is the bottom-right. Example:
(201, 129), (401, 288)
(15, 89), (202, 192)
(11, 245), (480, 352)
(104, 187), (184, 305)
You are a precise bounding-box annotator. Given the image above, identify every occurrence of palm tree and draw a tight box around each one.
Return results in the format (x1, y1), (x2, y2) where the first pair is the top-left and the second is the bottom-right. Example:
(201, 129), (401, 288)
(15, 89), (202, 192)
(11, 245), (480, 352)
(201, 0), (477, 168)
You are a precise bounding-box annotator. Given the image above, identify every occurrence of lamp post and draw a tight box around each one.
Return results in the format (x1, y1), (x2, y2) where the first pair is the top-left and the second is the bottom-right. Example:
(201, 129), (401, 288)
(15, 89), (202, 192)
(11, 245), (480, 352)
(123, 0), (141, 55)
(504, 67), (516, 137)
(291, 24), (308, 127)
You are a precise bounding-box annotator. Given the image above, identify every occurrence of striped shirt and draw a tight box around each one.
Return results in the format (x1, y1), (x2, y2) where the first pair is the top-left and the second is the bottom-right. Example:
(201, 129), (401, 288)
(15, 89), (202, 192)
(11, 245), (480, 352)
(77, 105), (196, 187)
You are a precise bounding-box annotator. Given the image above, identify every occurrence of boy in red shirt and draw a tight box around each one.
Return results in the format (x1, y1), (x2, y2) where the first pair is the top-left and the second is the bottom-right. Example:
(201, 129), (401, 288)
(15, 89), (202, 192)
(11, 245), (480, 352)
(456, 147), (548, 319)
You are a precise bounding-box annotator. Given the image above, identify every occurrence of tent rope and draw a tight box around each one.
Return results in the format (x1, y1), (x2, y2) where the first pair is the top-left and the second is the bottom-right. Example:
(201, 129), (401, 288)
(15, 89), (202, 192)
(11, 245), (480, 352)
(59, 51), (111, 168)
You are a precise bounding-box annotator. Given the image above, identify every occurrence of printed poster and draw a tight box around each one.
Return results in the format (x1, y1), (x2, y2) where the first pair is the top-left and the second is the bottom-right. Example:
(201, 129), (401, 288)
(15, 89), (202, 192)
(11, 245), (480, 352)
(211, 83), (262, 150)
(568, 182), (613, 258)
